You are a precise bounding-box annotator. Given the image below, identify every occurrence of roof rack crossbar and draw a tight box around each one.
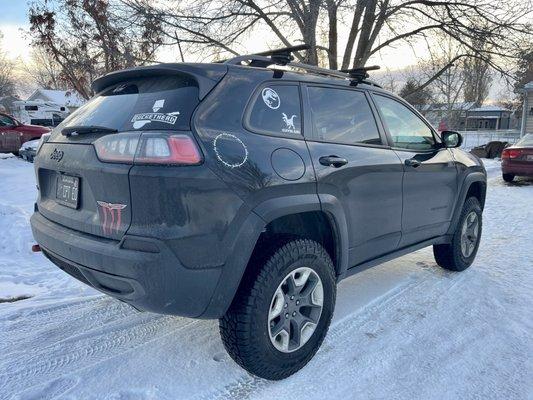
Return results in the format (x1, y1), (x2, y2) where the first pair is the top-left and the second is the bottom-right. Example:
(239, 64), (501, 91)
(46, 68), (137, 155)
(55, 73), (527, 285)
(340, 65), (381, 83)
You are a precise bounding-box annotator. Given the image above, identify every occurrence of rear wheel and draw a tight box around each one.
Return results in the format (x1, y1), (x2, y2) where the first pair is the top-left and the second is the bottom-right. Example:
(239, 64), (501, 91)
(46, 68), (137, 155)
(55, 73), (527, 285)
(433, 197), (482, 271)
(219, 239), (336, 380)
(502, 173), (515, 182)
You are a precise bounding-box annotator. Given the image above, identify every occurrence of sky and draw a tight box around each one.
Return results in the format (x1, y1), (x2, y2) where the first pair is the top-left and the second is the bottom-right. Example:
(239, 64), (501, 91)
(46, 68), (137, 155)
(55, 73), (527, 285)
(0, 0), (32, 62)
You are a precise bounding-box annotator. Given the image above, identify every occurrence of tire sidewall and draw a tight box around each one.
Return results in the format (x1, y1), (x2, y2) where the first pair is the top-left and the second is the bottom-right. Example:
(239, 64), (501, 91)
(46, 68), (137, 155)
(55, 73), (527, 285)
(453, 198), (482, 269)
(251, 244), (335, 371)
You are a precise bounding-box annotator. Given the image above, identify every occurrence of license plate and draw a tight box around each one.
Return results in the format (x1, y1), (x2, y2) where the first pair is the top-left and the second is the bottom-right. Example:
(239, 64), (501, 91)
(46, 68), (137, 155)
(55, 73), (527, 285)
(56, 174), (80, 209)
(527, 155), (533, 161)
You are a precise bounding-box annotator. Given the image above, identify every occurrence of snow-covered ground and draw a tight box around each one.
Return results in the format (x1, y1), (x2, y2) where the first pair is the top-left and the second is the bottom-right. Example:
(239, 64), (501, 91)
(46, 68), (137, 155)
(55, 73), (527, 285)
(0, 155), (532, 400)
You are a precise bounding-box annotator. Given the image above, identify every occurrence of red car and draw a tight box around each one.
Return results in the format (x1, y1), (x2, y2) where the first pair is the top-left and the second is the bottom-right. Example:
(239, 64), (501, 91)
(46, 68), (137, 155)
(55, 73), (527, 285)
(501, 134), (533, 182)
(0, 113), (51, 154)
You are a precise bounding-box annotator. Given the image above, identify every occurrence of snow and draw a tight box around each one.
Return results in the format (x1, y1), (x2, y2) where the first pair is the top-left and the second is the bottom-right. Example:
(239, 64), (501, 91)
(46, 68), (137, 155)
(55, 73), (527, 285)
(27, 89), (86, 108)
(1, 157), (532, 399)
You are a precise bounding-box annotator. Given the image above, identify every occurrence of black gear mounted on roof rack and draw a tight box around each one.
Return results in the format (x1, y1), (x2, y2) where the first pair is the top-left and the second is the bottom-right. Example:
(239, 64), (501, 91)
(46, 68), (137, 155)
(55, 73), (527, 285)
(223, 45), (381, 87)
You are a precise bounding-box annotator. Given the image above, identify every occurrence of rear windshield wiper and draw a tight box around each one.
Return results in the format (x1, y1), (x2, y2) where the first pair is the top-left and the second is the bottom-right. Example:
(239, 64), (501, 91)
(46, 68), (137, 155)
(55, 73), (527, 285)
(61, 125), (118, 137)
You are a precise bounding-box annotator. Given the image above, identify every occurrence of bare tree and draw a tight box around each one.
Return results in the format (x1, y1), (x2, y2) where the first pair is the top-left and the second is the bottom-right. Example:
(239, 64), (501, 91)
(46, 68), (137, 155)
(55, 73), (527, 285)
(0, 32), (18, 98)
(23, 46), (69, 90)
(28, 0), (164, 99)
(125, 0), (531, 80)
(462, 36), (492, 106)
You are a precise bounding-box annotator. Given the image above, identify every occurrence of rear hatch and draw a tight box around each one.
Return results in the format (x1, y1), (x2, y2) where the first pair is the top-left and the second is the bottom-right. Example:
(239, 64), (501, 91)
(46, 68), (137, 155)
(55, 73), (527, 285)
(35, 65), (226, 240)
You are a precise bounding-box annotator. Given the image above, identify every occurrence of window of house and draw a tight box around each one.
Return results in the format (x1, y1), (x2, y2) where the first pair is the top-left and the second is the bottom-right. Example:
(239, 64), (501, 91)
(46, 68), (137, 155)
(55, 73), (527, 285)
(374, 94), (436, 150)
(247, 85), (302, 136)
(307, 87), (381, 145)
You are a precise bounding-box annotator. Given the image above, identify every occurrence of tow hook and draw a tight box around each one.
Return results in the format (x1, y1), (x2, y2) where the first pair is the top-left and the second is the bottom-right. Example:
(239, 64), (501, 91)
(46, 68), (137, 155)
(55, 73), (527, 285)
(31, 244), (41, 252)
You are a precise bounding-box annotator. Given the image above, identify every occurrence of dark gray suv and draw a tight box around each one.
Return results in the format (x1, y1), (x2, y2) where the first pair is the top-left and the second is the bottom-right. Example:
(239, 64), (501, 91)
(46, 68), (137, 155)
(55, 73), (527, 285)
(30, 46), (486, 380)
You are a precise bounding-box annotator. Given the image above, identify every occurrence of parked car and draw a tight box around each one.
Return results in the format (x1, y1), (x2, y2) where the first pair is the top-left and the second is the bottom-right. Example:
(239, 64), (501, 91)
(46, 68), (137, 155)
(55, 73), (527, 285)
(30, 46), (486, 380)
(501, 134), (533, 182)
(0, 113), (51, 154)
(19, 139), (41, 162)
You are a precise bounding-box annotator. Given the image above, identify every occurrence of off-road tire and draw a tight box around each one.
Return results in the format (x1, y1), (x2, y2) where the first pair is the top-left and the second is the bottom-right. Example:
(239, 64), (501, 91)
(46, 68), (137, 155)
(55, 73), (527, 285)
(502, 173), (515, 182)
(219, 239), (336, 380)
(433, 197), (482, 271)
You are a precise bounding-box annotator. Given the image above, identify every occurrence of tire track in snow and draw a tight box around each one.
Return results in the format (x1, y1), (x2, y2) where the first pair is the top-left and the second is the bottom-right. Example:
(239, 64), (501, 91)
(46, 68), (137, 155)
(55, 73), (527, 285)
(0, 311), (197, 395)
(0, 297), (135, 358)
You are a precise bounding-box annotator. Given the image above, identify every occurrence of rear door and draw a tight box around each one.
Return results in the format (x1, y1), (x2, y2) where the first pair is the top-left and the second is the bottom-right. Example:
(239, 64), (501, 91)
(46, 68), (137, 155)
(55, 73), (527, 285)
(35, 75), (201, 240)
(303, 85), (403, 266)
(371, 93), (458, 247)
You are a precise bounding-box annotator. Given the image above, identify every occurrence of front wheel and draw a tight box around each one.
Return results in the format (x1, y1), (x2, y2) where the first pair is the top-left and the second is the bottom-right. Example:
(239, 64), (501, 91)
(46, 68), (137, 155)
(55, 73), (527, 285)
(219, 239), (336, 380)
(433, 197), (482, 271)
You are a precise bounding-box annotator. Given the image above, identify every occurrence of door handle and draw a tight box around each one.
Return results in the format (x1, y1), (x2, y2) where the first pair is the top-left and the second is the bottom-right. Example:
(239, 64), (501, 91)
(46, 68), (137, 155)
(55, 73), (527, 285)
(319, 155), (348, 168)
(405, 158), (421, 168)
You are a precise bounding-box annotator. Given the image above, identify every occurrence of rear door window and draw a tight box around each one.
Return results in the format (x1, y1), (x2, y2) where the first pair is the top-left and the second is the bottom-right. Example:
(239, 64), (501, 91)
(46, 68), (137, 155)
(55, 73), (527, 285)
(50, 76), (199, 141)
(246, 85), (302, 136)
(307, 87), (381, 145)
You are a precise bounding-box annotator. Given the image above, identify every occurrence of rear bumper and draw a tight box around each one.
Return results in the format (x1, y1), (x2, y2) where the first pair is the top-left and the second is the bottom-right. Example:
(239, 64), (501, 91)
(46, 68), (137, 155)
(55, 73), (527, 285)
(501, 161), (533, 176)
(31, 211), (222, 317)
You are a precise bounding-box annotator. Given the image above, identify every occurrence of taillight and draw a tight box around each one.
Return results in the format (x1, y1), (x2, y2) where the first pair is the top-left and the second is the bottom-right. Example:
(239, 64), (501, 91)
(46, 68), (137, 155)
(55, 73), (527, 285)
(502, 148), (522, 159)
(94, 132), (202, 165)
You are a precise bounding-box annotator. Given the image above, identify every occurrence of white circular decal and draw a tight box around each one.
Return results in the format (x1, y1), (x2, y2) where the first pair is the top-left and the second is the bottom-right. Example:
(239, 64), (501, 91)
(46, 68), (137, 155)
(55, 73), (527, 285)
(213, 133), (248, 169)
(261, 87), (280, 110)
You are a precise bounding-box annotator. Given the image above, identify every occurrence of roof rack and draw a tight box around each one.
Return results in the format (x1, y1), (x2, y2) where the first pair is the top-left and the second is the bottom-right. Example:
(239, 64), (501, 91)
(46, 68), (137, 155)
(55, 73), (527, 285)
(224, 45), (381, 87)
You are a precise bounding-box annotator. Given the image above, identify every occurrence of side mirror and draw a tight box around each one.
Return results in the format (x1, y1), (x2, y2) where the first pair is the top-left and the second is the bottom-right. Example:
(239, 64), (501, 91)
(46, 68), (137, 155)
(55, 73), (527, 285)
(441, 130), (462, 148)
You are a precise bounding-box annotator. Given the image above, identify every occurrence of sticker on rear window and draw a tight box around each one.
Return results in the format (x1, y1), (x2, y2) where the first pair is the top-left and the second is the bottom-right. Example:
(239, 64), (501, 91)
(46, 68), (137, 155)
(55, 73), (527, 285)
(131, 99), (180, 129)
(281, 113), (299, 134)
(262, 88), (280, 109)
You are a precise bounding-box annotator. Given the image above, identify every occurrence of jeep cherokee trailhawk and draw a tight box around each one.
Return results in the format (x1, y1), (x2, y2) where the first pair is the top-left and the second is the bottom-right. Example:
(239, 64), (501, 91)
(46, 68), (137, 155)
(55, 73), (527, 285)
(30, 45), (486, 380)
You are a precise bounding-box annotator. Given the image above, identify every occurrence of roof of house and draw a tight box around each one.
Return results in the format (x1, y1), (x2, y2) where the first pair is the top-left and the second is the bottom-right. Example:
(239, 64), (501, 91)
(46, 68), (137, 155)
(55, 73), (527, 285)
(27, 89), (85, 108)
(418, 102), (476, 112)
(468, 105), (510, 112)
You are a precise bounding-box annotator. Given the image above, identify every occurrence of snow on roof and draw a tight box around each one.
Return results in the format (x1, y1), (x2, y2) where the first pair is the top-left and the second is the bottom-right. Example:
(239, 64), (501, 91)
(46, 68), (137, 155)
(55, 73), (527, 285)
(27, 89), (86, 108)
(418, 102), (476, 111)
(469, 105), (510, 112)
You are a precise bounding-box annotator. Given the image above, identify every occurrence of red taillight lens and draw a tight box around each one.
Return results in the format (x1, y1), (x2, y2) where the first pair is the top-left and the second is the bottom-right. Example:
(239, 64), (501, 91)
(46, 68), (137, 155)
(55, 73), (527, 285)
(94, 132), (202, 165)
(135, 134), (202, 165)
(502, 149), (522, 159)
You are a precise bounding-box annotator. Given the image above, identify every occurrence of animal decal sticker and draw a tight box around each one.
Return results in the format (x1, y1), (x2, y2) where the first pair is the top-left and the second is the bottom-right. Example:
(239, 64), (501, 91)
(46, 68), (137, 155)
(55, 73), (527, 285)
(281, 113), (300, 134)
(96, 201), (127, 235)
(213, 133), (249, 168)
(262, 88), (280, 109)
(131, 99), (180, 129)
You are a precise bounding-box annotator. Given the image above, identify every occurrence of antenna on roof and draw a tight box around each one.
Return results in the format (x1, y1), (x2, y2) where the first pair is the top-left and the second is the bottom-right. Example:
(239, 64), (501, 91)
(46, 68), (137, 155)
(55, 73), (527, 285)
(340, 65), (380, 85)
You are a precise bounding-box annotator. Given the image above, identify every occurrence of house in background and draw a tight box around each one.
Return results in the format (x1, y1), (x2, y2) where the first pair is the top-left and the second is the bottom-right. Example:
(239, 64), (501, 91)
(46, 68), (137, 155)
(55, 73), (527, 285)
(465, 105), (511, 130)
(26, 89), (85, 113)
(417, 102), (513, 131)
(521, 81), (533, 136)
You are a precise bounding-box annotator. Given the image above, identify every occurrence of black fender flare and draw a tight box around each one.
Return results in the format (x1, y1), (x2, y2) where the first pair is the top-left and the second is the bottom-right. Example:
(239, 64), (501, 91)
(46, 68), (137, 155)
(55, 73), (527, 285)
(199, 193), (349, 318)
(447, 171), (486, 235)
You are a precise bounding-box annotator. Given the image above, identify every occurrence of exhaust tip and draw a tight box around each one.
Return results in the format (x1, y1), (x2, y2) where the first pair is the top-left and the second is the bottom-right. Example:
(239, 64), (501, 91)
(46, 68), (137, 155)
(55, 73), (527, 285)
(31, 244), (41, 253)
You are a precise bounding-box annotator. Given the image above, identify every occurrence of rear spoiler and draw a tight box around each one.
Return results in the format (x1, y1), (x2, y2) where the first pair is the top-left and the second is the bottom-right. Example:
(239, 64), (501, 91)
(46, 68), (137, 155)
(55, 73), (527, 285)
(92, 63), (228, 100)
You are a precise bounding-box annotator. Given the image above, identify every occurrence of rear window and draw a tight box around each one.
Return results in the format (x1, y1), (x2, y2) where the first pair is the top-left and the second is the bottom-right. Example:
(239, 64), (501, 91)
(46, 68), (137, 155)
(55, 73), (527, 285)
(246, 85), (302, 136)
(50, 76), (198, 140)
